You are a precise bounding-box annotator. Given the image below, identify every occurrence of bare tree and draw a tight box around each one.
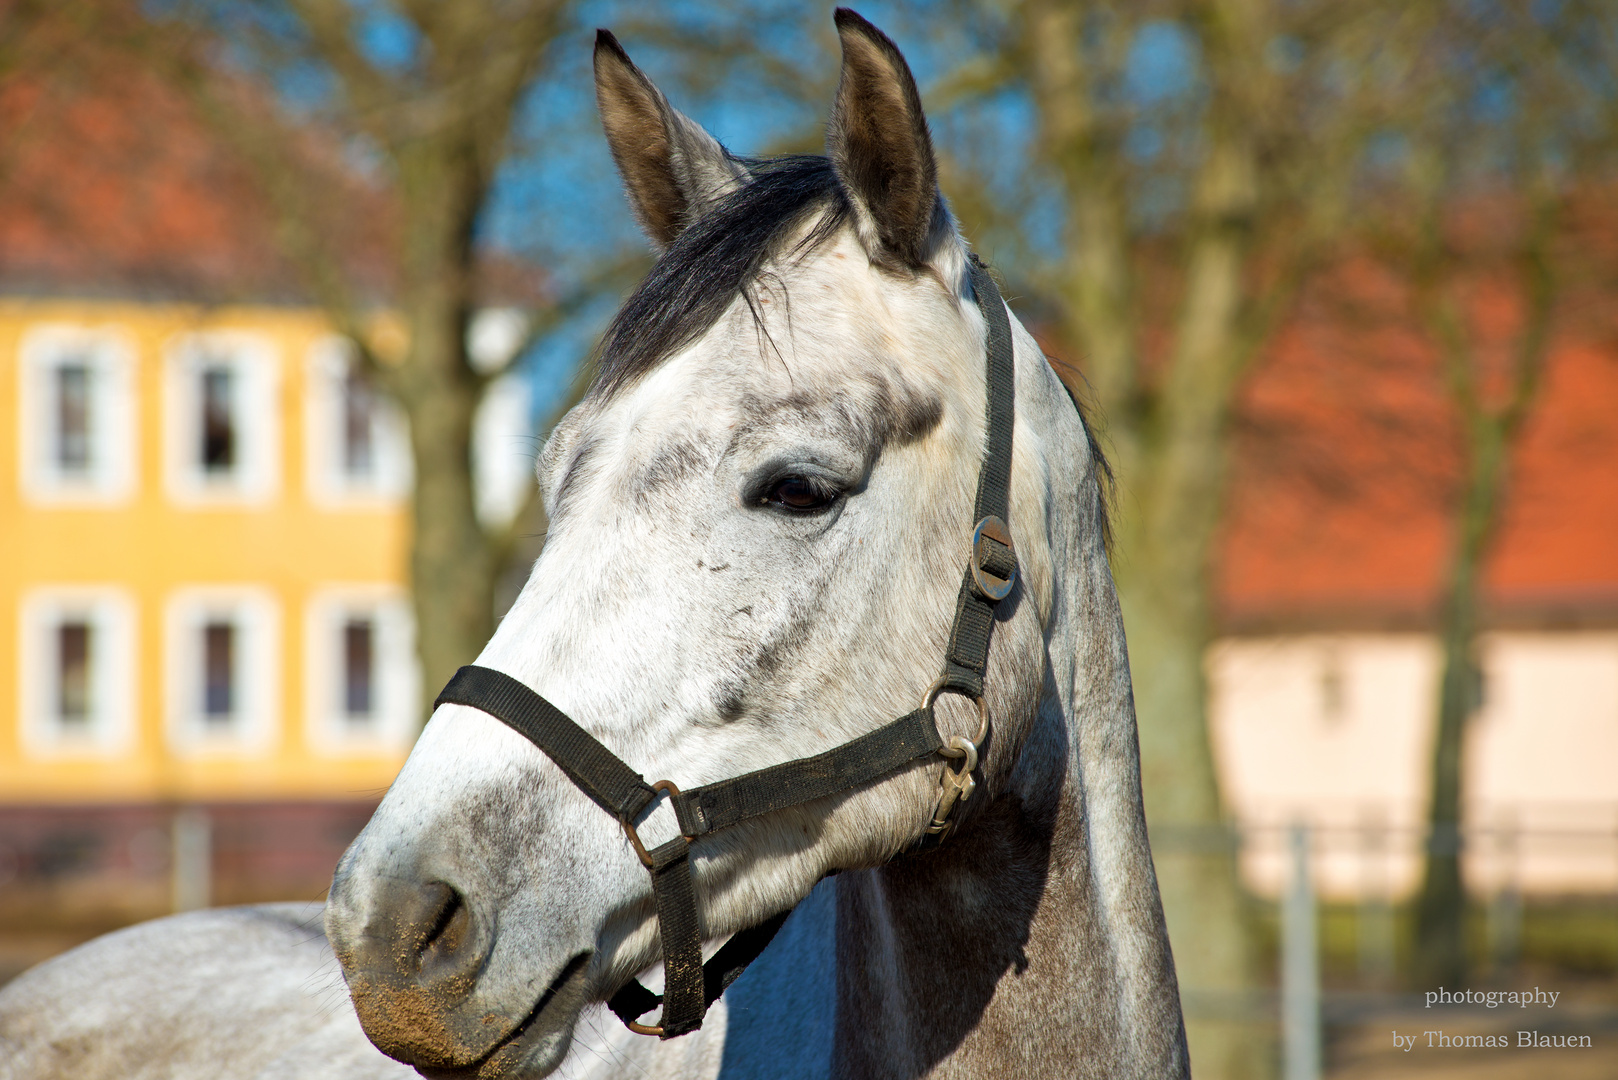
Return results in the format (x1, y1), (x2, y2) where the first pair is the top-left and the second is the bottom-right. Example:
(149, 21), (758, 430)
(1000, 3), (1421, 1076)
(1414, 183), (1556, 987)
(1393, 2), (1618, 987)
(143, 0), (573, 706)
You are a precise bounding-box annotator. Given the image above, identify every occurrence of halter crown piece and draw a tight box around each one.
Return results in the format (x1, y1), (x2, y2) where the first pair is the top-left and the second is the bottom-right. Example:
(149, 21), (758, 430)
(434, 258), (1018, 1038)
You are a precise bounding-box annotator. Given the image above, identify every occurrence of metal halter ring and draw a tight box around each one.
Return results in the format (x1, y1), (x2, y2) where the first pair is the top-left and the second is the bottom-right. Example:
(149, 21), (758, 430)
(922, 679), (990, 751)
(621, 779), (689, 870)
(624, 1006), (665, 1037)
(921, 680), (990, 834)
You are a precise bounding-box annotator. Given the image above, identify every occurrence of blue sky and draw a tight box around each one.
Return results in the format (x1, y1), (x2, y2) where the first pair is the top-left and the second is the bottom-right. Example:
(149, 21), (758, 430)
(335, 3), (1205, 425)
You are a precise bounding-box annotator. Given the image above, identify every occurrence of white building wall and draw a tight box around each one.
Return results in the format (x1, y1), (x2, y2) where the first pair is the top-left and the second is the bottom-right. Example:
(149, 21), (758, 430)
(1207, 631), (1618, 899)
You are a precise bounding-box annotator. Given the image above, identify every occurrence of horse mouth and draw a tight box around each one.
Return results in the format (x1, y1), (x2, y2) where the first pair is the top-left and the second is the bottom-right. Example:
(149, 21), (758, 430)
(417, 952), (593, 1080)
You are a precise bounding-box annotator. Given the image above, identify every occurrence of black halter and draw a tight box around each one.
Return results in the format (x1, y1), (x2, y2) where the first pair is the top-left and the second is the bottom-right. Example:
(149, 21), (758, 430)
(434, 258), (1018, 1039)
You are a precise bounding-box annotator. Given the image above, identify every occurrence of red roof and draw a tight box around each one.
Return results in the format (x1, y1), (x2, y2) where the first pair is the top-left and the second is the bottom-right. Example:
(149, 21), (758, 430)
(1218, 222), (1618, 632)
(0, 22), (540, 307)
(0, 24), (398, 303)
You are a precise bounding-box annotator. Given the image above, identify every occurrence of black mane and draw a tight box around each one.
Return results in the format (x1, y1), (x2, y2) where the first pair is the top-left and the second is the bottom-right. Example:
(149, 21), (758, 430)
(592, 155), (850, 396)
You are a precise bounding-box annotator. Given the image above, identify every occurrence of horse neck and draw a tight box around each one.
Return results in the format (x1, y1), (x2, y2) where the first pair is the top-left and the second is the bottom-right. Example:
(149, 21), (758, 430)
(832, 505), (1188, 1078)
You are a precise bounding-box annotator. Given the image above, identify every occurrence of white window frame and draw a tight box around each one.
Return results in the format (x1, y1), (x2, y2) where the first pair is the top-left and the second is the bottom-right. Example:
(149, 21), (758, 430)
(17, 325), (137, 505)
(466, 309), (536, 529)
(163, 332), (280, 505)
(303, 337), (411, 506)
(164, 586), (280, 755)
(17, 587), (137, 757)
(303, 586), (419, 755)
(473, 372), (533, 529)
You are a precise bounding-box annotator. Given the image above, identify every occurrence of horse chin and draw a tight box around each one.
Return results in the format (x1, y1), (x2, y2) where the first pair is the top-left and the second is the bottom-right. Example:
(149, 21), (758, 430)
(414, 952), (593, 1080)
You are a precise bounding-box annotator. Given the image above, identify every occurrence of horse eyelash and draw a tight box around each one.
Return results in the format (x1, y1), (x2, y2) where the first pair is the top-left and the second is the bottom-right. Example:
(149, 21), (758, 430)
(756, 473), (841, 509)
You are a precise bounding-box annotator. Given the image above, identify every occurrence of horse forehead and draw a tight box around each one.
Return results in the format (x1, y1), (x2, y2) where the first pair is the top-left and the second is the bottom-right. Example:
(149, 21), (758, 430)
(563, 240), (966, 497)
(683, 255), (963, 413)
(598, 334), (936, 457)
(598, 362), (946, 497)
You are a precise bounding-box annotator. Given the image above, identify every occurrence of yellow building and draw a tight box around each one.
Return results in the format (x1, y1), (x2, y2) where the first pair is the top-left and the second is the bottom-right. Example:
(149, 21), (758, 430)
(0, 33), (549, 979)
(1, 299), (417, 807)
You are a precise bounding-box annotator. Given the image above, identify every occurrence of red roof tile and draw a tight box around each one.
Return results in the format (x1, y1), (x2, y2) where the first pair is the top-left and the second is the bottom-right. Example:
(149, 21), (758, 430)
(1218, 229), (1618, 632)
(0, 23), (544, 308)
(0, 35), (397, 303)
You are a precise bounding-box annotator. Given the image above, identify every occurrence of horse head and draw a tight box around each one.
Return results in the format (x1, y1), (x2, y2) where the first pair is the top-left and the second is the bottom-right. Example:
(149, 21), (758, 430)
(326, 11), (1123, 1078)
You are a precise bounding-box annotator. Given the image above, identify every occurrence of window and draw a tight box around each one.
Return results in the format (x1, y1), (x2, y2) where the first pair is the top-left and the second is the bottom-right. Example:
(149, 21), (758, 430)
(304, 588), (418, 754)
(200, 366), (236, 473)
(202, 620), (235, 720)
(56, 363), (92, 473)
(165, 588), (279, 753)
(343, 617), (375, 719)
(17, 588), (136, 756)
(305, 338), (410, 504)
(56, 620), (93, 724)
(18, 326), (136, 504)
(342, 370), (376, 479)
(164, 333), (279, 504)
(472, 373), (534, 529)
(465, 308), (537, 528)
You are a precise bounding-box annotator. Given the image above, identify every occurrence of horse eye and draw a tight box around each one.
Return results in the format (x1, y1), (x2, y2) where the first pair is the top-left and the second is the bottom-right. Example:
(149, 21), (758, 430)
(765, 475), (835, 512)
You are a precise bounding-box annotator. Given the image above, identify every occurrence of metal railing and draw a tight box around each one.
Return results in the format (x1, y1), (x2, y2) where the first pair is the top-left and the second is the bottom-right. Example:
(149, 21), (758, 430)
(1157, 815), (1618, 1080)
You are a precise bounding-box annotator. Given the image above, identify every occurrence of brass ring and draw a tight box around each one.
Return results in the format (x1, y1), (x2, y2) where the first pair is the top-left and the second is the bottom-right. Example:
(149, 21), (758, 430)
(620, 779), (687, 869)
(921, 678), (990, 751)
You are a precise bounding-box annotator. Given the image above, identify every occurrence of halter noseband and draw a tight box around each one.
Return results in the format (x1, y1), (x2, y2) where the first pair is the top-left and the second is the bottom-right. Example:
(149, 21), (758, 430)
(434, 258), (1018, 1038)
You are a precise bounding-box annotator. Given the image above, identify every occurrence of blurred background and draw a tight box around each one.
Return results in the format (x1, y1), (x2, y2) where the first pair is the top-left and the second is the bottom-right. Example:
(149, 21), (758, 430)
(0, 1), (1615, 1078)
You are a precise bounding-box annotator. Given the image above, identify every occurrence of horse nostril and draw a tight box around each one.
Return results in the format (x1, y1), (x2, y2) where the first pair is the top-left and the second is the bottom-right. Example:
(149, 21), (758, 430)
(420, 884), (472, 968)
(329, 872), (503, 1067)
(375, 879), (484, 984)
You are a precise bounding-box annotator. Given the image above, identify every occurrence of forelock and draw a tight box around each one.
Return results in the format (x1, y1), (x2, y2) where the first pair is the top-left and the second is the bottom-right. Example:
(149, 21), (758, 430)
(591, 155), (851, 398)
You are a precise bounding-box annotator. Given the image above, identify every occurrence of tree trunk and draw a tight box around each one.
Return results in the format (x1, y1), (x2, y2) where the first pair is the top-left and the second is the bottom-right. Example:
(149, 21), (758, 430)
(1116, 159), (1270, 1075)
(1409, 176), (1556, 989)
(399, 310), (496, 708)
(391, 144), (500, 708)
(1118, 573), (1270, 1079)
(1413, 412), (1507, 985)
(1021, 3), (1274, 1074)
(150, 2), (562, 721)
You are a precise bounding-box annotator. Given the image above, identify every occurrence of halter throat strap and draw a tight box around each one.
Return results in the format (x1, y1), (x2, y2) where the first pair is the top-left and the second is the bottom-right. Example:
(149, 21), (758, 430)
(432, 258), (1017, 1039)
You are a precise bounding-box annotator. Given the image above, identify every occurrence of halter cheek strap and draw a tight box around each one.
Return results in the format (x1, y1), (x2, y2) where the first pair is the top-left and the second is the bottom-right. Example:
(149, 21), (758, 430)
(433, 258), (1017, 1039)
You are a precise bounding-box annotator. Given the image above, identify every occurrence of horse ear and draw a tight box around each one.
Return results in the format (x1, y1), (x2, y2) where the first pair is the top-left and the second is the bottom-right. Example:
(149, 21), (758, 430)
(594, 30), (747, 251)
(827, 9), (941, 267)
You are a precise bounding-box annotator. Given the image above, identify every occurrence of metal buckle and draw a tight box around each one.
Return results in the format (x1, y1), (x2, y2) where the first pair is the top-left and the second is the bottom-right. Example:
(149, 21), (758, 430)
(620, 779), (689, 1035)
(621, 779), (689, 870)
(920, 680), (990, 835)
(970, 516), (1016, 601)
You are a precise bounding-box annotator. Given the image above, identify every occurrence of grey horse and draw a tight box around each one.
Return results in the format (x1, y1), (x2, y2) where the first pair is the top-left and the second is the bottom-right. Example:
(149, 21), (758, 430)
(1, 10), (1186, 1079)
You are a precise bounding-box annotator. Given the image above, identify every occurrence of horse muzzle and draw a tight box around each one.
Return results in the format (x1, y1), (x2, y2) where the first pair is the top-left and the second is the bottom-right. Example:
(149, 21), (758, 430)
(326, 864), (591, 1077)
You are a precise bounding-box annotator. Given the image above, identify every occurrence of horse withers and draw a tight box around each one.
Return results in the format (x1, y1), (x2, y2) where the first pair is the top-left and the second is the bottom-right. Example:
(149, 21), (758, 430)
(0, 11), (1186, 1079)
